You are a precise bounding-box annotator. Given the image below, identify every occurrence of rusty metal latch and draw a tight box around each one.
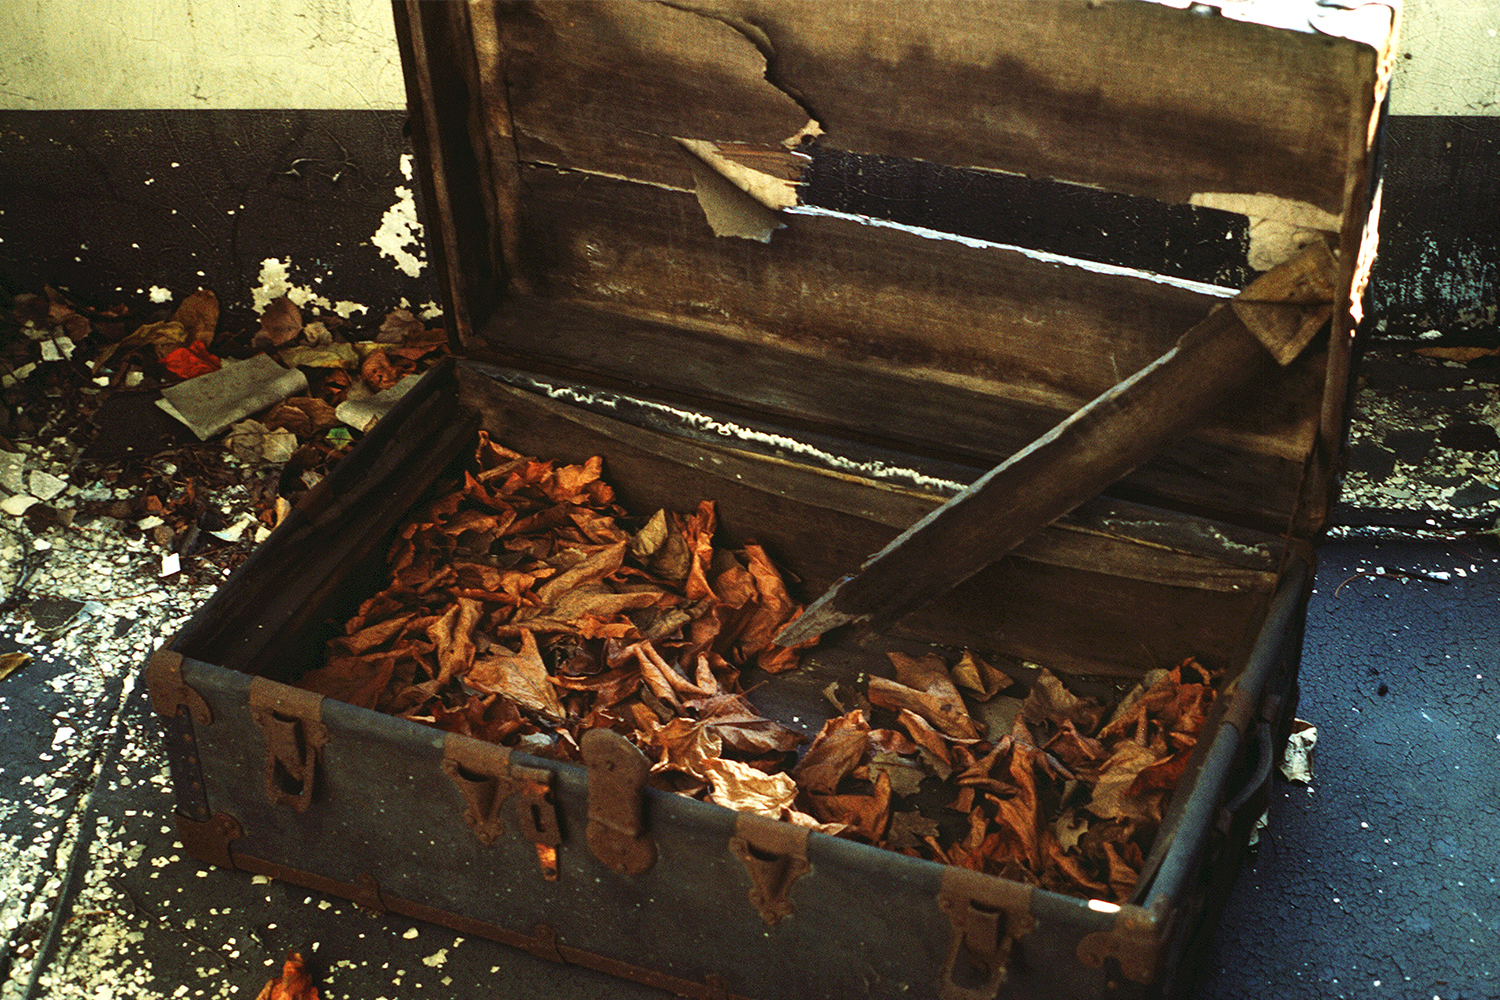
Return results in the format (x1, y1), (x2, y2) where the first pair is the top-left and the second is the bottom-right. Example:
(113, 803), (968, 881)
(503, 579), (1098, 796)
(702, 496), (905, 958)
(515, 763), (563, 881)
(442, 736), (563, 879)
(442, 737), (518, 846)
(938, 867), (1037, 1000)
(248, 678), (328, 813)
(730, 813), (810, 926)
(581, 728), (656, 875)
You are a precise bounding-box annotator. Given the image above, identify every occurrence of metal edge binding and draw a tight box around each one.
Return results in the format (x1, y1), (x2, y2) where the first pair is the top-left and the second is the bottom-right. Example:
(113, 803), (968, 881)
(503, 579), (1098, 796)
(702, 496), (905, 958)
(146, 647), (211, 725)
(228, 852), (754, 999)
(175, 812), (242, 871)
(1075, 898), (1174, 987)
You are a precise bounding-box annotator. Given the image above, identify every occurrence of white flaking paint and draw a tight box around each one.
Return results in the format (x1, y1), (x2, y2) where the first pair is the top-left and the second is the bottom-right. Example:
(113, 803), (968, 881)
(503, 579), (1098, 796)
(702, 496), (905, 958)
(789, 206), (1240, 297)
(1389, 0), (1499, 116)
(251, 258), (368, 318)
(372, 154), (427, 278)
(531, 381), (966, 496)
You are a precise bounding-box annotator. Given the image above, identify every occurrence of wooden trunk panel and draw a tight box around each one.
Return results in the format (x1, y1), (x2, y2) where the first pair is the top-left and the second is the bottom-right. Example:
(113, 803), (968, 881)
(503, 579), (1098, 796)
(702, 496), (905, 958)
(514, 165), (1221, 414)
(496, 0), (1377, 217)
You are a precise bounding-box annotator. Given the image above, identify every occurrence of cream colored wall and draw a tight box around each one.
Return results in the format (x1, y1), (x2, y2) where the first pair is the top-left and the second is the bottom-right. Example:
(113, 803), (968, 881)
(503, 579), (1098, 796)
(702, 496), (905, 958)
(1390, 0), (1500, 116)
(0, 0), (1492, 116)
(0, 0), (405, 110)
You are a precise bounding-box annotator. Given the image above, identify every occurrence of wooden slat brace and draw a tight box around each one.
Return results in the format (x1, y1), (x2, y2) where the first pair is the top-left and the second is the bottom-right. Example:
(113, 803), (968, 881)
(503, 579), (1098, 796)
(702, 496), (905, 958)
(776, 242), (1338, 646)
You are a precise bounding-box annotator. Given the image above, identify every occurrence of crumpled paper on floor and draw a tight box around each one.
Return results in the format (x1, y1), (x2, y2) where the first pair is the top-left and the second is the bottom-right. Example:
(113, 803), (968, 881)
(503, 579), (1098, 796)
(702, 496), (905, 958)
(1279, 719), (1318, 783)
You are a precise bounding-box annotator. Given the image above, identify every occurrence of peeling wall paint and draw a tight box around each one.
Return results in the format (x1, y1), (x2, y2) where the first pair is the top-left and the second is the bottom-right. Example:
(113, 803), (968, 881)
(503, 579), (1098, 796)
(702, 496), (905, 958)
(371, 154), (427, 278)
(251, 257), (369, 318)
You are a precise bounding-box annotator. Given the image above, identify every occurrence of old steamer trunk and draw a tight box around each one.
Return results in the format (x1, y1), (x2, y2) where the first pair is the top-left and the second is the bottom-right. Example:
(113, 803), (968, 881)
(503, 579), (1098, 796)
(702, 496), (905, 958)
(146, 3), (1396, 997)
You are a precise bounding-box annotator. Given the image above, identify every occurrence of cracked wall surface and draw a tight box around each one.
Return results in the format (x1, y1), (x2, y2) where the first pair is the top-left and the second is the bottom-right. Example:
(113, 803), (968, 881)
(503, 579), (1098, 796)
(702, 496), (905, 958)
(0, 0), (407, 111)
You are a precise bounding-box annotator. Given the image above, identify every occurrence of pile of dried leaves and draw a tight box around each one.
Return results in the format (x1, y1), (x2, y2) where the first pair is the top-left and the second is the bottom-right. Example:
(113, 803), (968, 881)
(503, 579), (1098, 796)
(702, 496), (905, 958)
(298, 436), (1221, 902)
(296, 431), (811, 756)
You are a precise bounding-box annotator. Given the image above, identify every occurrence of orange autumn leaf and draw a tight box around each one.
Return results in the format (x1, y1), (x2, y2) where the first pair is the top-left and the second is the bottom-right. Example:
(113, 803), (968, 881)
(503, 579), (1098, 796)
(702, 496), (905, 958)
(804, 769), (892, 842)
(869, 652), (980, 741)
(427, 598), (482, 684)
(255, 951), (321, 1000)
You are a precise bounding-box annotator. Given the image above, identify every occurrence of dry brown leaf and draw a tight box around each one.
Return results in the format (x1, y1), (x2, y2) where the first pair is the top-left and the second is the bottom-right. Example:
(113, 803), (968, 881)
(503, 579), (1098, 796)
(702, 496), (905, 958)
(172, 288), (219, 344)
(467, 630), (564, 720)
(791, 710), (870, 794)
(378, 308), (424, 343)
(698, 693), (805, 754)
(869, 652), (980, 740)
(0, 651), (32, 681)
(705, 757), (798, 818)
(256, 295), (303, 348)
(428, 598), (481, 683)
(1021, 668), (1104, 734)
(535, 541), (627, 604)
(869, 751), (926, 797)
(1087, 741), (1163, 823)
(263, 397), (341, 437)
(1415, 345), (1500, 363)
(951, 649), (1010, 701)
(91, 319), (188, 372)
(647, 717), (723, 781)
(296, 652), (399, 711)
(360, 349), (408, 391)
(804, 769), (892, 842)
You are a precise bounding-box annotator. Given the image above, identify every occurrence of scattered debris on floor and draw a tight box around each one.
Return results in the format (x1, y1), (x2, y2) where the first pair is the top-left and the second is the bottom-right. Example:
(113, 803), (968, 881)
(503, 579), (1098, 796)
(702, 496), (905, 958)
(1279, 719), (1318, 784)
(0, 284), (447, 999)
(0, 286), (449, 597)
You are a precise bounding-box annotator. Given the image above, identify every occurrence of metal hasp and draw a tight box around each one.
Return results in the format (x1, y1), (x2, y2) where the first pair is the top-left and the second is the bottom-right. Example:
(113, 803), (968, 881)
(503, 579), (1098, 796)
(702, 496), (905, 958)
(938, 867), (1037, 1000)
(581, 729), (656, 875)
(730, 813), (811, 926)
(442, 735), (564, 878)
(248, 678), (329, 813)
(442, 735), (519, 846)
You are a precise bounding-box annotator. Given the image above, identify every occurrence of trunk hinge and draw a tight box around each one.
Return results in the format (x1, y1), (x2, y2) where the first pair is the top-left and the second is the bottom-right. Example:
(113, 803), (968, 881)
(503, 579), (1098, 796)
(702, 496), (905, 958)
(938, 867), (1037, 1000)
(248, 678), (329, 813)
(442, 736), (563, 880)
(581, 729), (656, 875)
(730, 813), (810, 926)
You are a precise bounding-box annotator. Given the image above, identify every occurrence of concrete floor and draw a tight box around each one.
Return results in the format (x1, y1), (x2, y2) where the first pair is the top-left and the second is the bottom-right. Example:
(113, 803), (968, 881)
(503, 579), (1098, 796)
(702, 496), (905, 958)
(2, 354), (1498, 999)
